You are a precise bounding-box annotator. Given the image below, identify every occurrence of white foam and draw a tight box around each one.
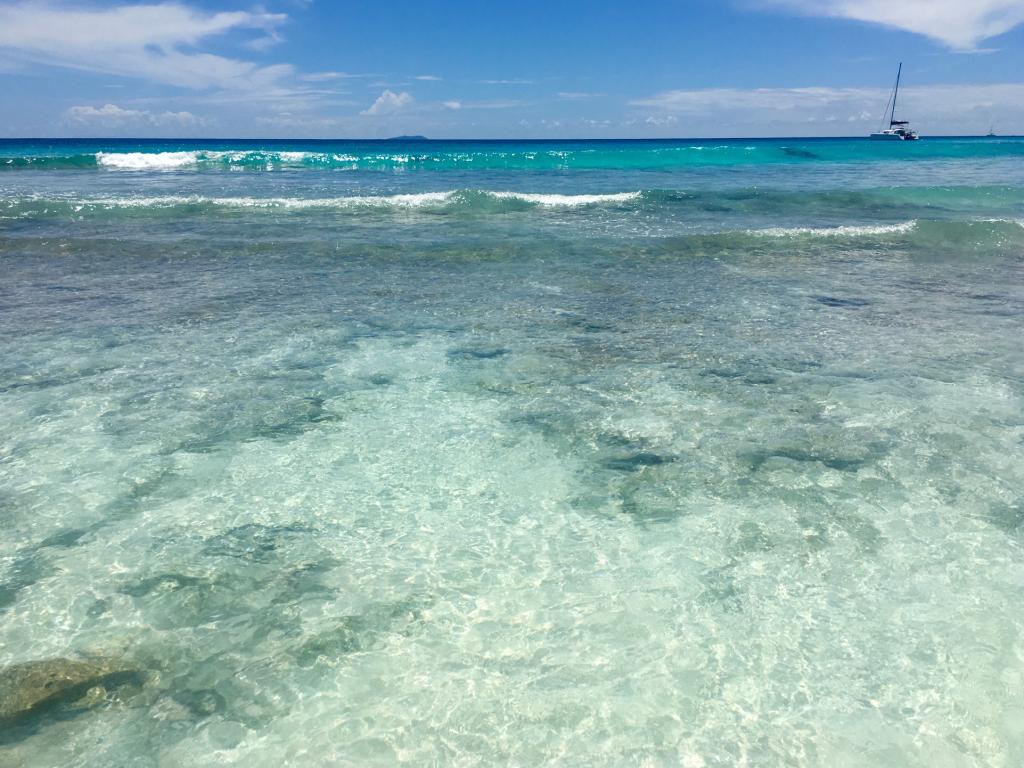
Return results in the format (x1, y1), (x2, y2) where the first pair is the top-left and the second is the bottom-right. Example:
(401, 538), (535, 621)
(749, 221), (918, 238)
(95, 150), (334, 169)
(95, 151), (201, 170)
(54, 193), (452, 209)
(489, 191), (641, 207)
(53, 191), (643, 210)
(979, 217), (1024, 228)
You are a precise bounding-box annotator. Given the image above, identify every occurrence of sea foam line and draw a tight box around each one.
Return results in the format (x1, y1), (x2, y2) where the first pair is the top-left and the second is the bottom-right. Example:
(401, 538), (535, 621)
(93, 193), (455, 208)
(51, 190), (643, 209)
(95, 152), (201, 169)
(489, 191), (640, 206)
(94, 151), (361, 169)
(91, 150), (578, 169)
(978, 217), (1024, 228)
(748, 221), (918, 238)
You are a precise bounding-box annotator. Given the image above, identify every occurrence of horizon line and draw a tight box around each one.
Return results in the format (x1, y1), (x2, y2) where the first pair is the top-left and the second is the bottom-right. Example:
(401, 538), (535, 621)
(0, 134), (1018, 143)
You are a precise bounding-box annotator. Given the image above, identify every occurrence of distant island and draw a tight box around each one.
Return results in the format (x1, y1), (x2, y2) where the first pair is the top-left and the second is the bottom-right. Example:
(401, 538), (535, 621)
(384, 135), (429, 141)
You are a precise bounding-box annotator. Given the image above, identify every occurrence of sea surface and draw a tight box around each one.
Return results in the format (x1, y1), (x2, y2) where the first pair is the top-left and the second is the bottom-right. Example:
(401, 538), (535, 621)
(1, 137), (1023, 766)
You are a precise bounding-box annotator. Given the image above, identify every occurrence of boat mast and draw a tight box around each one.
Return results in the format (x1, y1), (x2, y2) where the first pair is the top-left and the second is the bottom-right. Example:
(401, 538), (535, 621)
(890, 62), (902, 127)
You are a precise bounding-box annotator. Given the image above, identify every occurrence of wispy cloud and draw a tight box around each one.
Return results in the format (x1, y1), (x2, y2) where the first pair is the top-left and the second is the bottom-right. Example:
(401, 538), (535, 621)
(439, 99), (525, 110)
(0, 2), (290, 90)
(301, 71), (369, 82)
(632, 86), (877, 113)
(480, 78), (532, 85)
(415, 74), (442, 81)
(362, 89), (412, 115)
(557, 91), (600, 100)
(760, 0), (1024, 50)
(643, 115), (678, 126)
(67, 102), (203, 128)
(631, 82), (1024, 132)
(241, 30), (285, 52)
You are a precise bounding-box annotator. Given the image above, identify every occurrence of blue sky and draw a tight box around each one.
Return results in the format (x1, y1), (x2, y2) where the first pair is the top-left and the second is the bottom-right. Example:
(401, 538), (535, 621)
(1, 0), (1023, 137)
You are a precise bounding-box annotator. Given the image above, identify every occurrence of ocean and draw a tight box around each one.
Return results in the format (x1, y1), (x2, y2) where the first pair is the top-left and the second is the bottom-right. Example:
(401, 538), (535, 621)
(1, 137), (1023, 766)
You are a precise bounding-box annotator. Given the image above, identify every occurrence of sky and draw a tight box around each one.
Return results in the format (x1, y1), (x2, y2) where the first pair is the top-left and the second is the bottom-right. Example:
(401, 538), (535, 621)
(0, 0), (1023, 138)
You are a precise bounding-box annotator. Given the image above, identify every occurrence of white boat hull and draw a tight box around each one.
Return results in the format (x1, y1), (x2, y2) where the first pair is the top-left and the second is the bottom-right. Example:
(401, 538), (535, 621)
(870, 131), (919, 141)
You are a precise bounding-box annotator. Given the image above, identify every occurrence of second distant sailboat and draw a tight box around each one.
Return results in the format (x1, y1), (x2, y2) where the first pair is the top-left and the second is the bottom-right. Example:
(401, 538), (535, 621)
(870, 63), (919, 141)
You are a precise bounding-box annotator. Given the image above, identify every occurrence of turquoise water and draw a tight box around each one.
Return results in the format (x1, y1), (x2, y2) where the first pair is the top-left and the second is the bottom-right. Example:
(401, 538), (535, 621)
(1, 137), (1023, 766)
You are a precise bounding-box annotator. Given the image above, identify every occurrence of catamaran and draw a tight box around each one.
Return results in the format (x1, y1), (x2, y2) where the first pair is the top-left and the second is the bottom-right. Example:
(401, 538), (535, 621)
(870, 63), (919, 141)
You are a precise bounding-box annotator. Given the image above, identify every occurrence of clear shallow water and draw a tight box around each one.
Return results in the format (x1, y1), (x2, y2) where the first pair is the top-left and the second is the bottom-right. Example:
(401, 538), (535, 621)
(1, 137), (1023, 766)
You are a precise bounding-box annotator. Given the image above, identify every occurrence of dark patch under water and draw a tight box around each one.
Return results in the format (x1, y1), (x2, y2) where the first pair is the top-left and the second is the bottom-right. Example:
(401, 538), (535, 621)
(121, 574), (209, 598)
(201, 523), (318, 564)
(447, 347), (510, 360)
(742, 447), (874, 473)
(814, 295), (872, 308)
(0, 556), (51, 612)
(603, 452), (673, 472)
(780, 147), (820, 159)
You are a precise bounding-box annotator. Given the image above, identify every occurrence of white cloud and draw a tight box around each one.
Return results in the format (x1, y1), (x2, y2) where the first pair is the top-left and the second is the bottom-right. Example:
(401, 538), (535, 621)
(631, 82), (1024, 134)
(67, 102), (202, 127)
(557, 91), (600, 100)
(0, 2), (291, 90)
(301, 71), (366, 82)
(633, 86), (876, 113)
(762, 0), (1024, 50)
(242, 31), (284, 52)
(361, 89), (412, 115)
(443, 99), (524, 110)
(67, 103), (142, 121)
(415, 74), (442, 81)
(631, 84), (1024, 115)
(480, 78), (532, 85)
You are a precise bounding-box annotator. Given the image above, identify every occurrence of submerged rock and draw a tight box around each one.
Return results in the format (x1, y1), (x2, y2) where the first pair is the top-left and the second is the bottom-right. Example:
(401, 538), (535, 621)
(0, 658), (145, 729)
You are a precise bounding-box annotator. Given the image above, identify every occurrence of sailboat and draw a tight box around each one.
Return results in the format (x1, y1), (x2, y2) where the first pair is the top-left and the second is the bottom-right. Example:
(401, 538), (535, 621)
(870, 63), (919, 141)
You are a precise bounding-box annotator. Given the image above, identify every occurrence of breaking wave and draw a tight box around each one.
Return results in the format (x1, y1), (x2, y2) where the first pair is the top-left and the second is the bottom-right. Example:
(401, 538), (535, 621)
(4, 189), (1023, 252)
(2, 137), (1023, 173)
(0, 190), (642, 214)
(748, 222), (919, 238)
(91, 150), (365, 170)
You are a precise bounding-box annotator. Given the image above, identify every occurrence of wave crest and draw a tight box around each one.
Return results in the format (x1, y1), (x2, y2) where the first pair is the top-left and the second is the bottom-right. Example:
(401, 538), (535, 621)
(3, 138), (1024, 173)
(96, 151), (201, 170)
(748, 222), (918, 238)
(2, 190), (643, 211)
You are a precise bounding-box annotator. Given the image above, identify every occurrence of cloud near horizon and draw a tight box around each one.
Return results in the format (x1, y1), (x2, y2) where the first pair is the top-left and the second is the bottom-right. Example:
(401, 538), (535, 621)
(631, 82), (1024, 132)
(67, 102), (202, 128)
(762, 0), (1024, 50)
